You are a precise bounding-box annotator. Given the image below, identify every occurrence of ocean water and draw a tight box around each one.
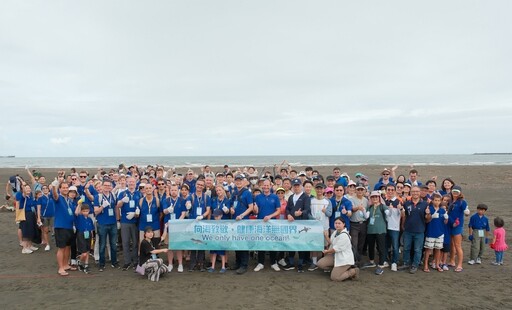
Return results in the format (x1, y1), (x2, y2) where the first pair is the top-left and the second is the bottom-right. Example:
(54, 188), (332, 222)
(0, 154), (511, 168)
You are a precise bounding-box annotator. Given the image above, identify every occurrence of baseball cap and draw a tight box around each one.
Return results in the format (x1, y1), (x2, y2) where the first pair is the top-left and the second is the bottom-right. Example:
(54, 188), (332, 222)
(370, 190), (381, 197)
(276, 187), (285, 193)
(298, 171), (307, 177)
(348, 180), (357, 187)
(452, 185), (462, 192)
(356, 182), (366, 189)
(68, 186), (78, 192)
(292, 178), (302, 186)
(315, 183), (326, 189)
(325, 187), (334, 193)
(326, 175), (335, 181)
(234, 174), (245, 181)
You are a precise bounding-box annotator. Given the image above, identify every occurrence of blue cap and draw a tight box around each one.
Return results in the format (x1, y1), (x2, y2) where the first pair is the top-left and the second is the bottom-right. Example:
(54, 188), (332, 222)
(292, 178), (302, 186)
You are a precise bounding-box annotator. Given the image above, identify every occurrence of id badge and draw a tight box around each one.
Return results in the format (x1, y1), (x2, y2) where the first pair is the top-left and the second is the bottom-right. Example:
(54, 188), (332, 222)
(335, 211), (341, 218)
(478, 230), (484, 237)
(196, 207), (202, 217)
(81, 195), (85, 201)
(369, 217), (375, 225)
(146, 214), (153, 222)
(129, 200), (135, 208)
(280, 214), (285, 220)
(68, 207), (73, 216)
(233, 201), (238, 209)
(31, 206), (36, 213)
(171, 213), (176, 220)
(108, 208), (114, 217)
(84, 231), (90, 239)
(151, 254), (157, 260)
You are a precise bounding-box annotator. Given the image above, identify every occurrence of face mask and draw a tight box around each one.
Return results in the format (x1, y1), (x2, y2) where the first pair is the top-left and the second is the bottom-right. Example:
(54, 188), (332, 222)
(250, 179), (257, 185)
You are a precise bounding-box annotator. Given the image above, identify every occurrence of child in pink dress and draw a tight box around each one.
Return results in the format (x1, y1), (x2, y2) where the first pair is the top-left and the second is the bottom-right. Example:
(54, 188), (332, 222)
(490, 217), (508, 265)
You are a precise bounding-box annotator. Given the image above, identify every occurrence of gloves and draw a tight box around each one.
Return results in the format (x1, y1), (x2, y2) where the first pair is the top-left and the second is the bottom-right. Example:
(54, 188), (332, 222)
(122, 196), (130, 203)
(223, 185), (229, 191)
(51, 179), (60, 187)
(185, 201), (192, 210)
(167, 206), (174, 214)
(117, 221), (121, 229)
(485, 237), (489, 244)
(464, 207), (470, 216)
(468, 235), (473, 241)
(205, 189), (211, 196)
(222, 206), (229, 213)
(443, 213), (449, 220)
(196, 215), (203, 220)
(365, 211), (370, 218)
(126, 212), (135, 220)
(135, 207), (140, 215)
(73, 226), (76, 233)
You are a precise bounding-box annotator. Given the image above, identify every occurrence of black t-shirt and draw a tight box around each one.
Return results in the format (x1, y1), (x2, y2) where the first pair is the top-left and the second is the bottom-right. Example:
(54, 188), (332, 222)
(139, 239), (154, 266)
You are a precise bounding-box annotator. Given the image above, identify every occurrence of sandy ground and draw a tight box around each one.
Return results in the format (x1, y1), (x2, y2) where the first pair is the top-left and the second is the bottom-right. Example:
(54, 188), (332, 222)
(0, 165), (511, 309)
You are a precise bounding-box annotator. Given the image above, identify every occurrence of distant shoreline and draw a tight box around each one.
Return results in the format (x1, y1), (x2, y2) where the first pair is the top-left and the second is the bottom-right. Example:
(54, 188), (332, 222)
(473, 153), (512, 155)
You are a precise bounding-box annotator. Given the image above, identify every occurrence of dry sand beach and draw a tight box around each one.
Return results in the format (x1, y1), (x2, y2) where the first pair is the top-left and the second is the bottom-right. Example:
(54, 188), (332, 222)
(0, 165), (511, 309)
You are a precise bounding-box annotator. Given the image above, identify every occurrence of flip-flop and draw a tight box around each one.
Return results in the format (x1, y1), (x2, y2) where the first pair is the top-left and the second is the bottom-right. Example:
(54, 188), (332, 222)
(58, 271), (69, 276)
(454, 267), (463, 272)
(423, 269), (430, 273)
(65, 266), (78, 271)
(437, 267), (444, 272)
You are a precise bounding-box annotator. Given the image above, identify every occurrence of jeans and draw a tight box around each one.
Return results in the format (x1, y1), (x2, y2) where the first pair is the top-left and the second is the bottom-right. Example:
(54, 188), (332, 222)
(495, 251), (504, 263)
(403, 231), (424, 267)
(98, 223), (117, 266)
(258, 251), (277, 265)
(387, 230), (400, 264)
(121, 223), (138, 265)
(235, 251), (249, 269)
(287, 251), (310, 267)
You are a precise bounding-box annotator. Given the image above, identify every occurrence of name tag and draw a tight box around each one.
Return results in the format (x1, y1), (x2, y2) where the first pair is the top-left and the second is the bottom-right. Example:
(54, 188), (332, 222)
(68, 208), (73, 216)
(280, 214), (285, 220)
(151, 254), (157, 260)
(196, 207), (202, 217)
(233, 201), (238, 209)
(369, 218), (375, 225)
(31, 206), (36, 213)
(478, 230), (484, 237)
(129, 200), (135, 208)
(108, 208), (114, 217)
(335, 211), (341, 218)
(146, 214), (153, 222)
(84, 231), (90, 239)
(171, 213), (176, 220)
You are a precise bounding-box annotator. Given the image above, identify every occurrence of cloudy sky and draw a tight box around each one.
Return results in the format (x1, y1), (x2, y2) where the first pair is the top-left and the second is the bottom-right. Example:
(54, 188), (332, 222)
(1, 1), (511, 157)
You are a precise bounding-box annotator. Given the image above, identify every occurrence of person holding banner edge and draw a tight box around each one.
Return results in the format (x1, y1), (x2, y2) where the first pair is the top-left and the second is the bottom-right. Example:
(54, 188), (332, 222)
(230, 174), (254, 274)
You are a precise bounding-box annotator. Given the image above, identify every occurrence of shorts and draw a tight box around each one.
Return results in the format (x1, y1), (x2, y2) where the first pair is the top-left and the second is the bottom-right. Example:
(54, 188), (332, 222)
(424, 235), (444, 250)
(42, 217), (54, 227)
(442, 243), (450, 253)
(210, 250), (226, 256)
(55, 228), (74, 248)
(76, 232), (92, 254)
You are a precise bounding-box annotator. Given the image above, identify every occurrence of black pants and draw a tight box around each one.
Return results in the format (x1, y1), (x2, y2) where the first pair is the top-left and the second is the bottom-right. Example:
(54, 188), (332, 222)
(367, 233), (386, 265)
(235, 251), (249, 269)
(257, 251), (277, 265)
(190, 250), (205, 268)
(288, 251), (310, 267)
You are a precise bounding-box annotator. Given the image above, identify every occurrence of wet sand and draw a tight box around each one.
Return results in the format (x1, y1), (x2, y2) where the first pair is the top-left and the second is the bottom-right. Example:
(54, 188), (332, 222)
(1, 165), (511, 309)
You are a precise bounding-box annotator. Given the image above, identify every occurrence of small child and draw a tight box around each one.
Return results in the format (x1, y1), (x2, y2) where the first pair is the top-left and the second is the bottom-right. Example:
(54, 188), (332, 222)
(423, 194), (448, 272)
(207, 209), (227, 273)
(75, 203), (94, 273)
(467, 204), (490, 265)
(490, 217), (508, 266)
(439, 195), (452, 271)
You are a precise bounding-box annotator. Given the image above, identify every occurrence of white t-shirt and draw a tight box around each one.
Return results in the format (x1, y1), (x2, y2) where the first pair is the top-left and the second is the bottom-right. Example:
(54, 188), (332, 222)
(310, 197), (331, 231)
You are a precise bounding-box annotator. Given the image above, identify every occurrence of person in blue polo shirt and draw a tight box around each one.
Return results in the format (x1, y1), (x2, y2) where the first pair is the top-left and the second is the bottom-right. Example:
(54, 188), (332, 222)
(188, 179), (211, 272)
(423, 193), (448, 272)
(467, 203), (490, 265)
(116, 176), (141, 271)
(401, 186), (430, 274)
(230, 174), (254, 274)
(51, 180), (76, 276)
(16, 183), (38, 254)
(94, 179), (120, 271)
(330, 184), (353, 233)
(448, 185), (469, 272)
(253, 179), (281, 272)
(37, 184), (55, 251)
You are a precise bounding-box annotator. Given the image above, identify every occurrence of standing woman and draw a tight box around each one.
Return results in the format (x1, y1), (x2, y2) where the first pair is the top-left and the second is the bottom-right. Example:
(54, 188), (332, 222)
(317, 217), (359, 281)
(439, 178), (455, 196)
(136, 184), (161, 247)
(448, 185), (469, 272)
(16, 184), (39, 254)
(37, 185), (55, 251)
(364, 191), (389, 275)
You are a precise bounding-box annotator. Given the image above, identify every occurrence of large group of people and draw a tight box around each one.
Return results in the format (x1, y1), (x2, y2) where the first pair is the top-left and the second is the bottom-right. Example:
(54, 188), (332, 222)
(6, 163), (508, 281)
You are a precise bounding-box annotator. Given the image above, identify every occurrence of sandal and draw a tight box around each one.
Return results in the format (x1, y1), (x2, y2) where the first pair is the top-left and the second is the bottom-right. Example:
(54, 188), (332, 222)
(454, 267), (463, 272)
(423, 268), (430, 273)
(437, 266), (444, 272)
(58, 271), (69, 276)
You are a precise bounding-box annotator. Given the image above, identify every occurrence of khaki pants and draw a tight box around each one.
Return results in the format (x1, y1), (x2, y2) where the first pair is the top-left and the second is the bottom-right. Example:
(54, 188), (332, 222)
(317, 254), (356, 281)
(470, 230), (486, 260)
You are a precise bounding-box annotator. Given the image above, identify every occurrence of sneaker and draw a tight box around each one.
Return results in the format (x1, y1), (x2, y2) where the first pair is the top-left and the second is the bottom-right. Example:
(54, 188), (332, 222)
(381, 262), (389, 268)
(207, 267), (215, 273)
(122, 264), (131, 271)
(30, 246), (39, 251)
(283, 263), (295, 271)
(21, 248), (33, 254)
(236, 267), (247, 275)
(399, 264), (409, 271)
(468, 260), (475, 265)
(362, 262), (376, 269)
(219, 267), (226, 274)
(44, 244), (50, 251)
(442, 264), (449, 271)
(254, 263), (264, 272)
(167, 264), (173, 273)
(178, 264), (184, 273)
(308, 264), (318, 271)
(375, 267), (384, 275)
(271, 263), (280, 271)
(199, 264), (206, 272)
(278, 258), (287, 267)
(297, 265), (304, 273)
(391, 263), (397, 272)
(83, 266), (90, 274)
(111, 263), (120, 269)
(476, 257), (482, 264)
(491, 261), (500, 266)
(99, 266), (105, 272)
(410, 266), (418, 274)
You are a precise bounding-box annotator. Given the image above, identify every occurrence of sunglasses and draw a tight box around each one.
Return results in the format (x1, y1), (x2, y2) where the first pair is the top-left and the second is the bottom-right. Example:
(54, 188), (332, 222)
(71, 178), (77, 181)
(386, 189), (395, 191)
(158, 183), (165, 186)
(335, 189), (343, 192)
(79, 175), (87, 178)
(382, 173), (390, 176)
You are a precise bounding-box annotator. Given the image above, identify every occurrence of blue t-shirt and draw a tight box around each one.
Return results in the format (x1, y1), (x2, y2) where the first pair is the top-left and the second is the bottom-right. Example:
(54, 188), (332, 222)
(52, 192), (75, 229)
(118, 190), (141, 224)
(38, 194), (55, 218)
(425, 206), (446, 238)
(448, 199), (467, 235)
(254, 193), (280, 219)
(468, 213), (490, 231)
(138, 196), (161, 231)
(190, 193), (211, 218)
(162, 196), (185, 222)
(94, 193), (117, 225)
(211, 196), (232, 220)
(75, 214), (94, 233)
(231, 187), (253, 219)
(15, 192), (37, 213)
(78, 184), (97, 213)
(403, 199), (428, 233)
(329, 197), (353, 231)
